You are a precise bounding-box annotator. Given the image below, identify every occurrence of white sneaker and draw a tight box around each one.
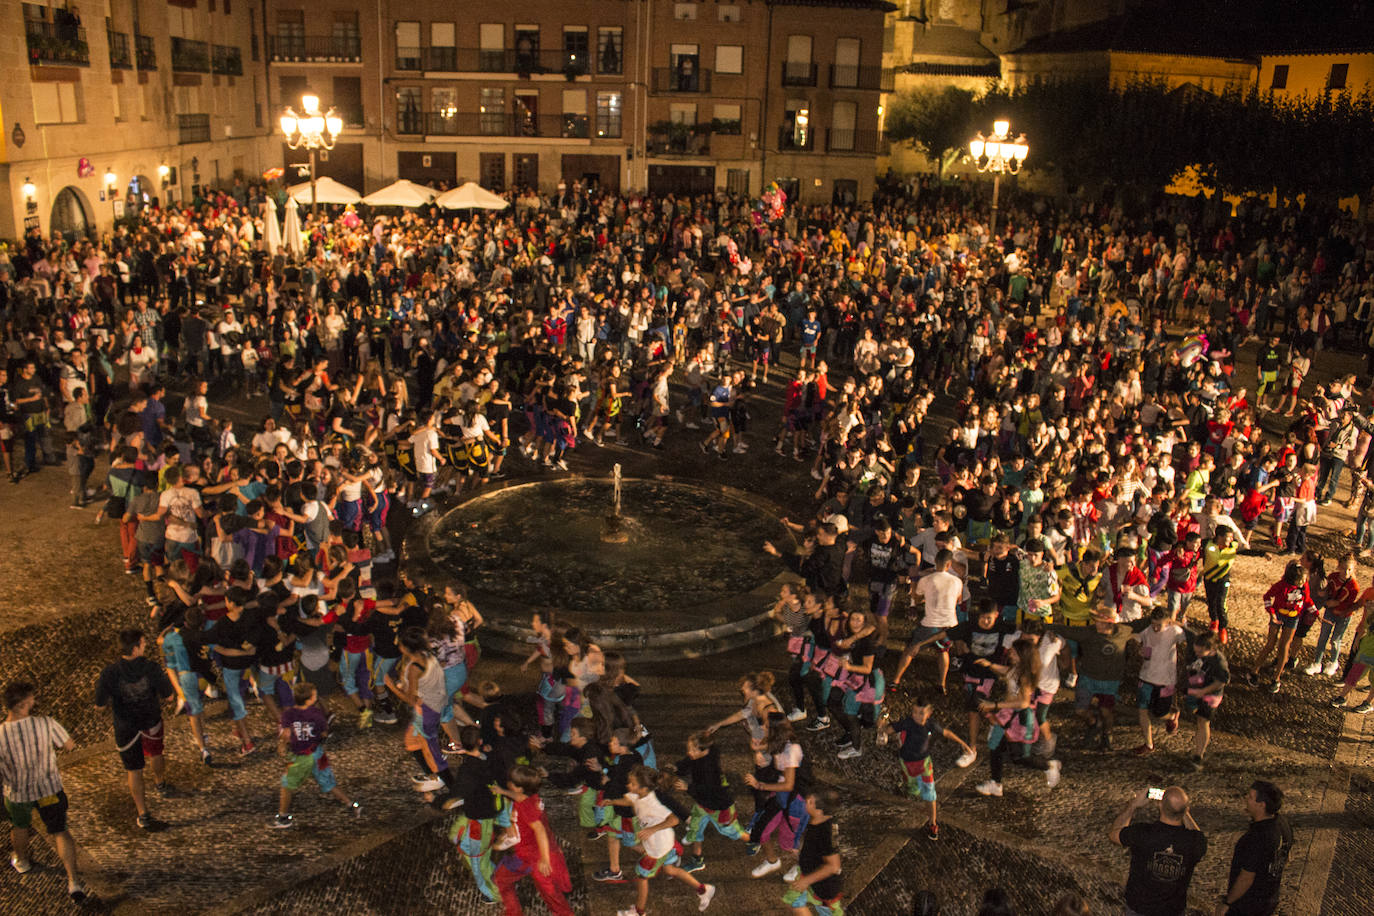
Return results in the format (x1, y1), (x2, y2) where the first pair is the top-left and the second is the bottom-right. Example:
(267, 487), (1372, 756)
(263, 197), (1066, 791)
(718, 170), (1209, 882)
(1046, 760), (1062, 789)
(783, 865), (801, 882)
(955, 749), (977, 768)
(1062, 673), (1078, 689)
(786, 708), (807, 722)
(837, 745), (862, 760)
(1324, 661), (1340, 677)
(10, 854), (32, 874)
(975, 780), (1003, 797)
(751, 858), (783, 878)
(698, 883), (717, 911)
(1303, 662), (1322, 676)
(617, 909), (641, 916)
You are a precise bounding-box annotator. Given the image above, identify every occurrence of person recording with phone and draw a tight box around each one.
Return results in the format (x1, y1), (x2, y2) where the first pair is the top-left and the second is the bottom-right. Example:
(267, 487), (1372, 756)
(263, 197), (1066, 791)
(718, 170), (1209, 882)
(1110, 785), (1208, 916)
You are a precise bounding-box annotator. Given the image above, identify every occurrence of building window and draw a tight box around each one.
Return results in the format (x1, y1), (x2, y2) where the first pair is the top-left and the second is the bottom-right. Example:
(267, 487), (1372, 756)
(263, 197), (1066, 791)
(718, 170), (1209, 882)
(596, 90), (622, 138)
(564, 27), (589, 76)
(514, 25), (539, 72)
(674, 3), (697, 21)
(598, 28), (622, 75)
(1270, 64), (1288, 89)
(713, 103), (741, 134)
(562, 88), (588, 138)
(276, 9), (304, 60)
(480, 87), (506, 135)
(33, 81), (80, 124)
(833, 38), (861, 88)
(334, 12), (360, 60)
(249, 8), (258, 60)
(719, 4), (741, 23)
(671, 44), (700, 91)
(480, 152), (505, 193)
(430, 22), (456, 71)
(479, 24), (505, 71)
(280, 75), (309, 109)
(1328, 63), (1348, 90)
(395, 21), (421, 70)
(784, 35), (815, 86)
(829, 100), (856, 150)
(334, 76), (363, 126)
(396, 86), (422, 134)
(715, 45), (742, 75)
(514, 153), (538, 191)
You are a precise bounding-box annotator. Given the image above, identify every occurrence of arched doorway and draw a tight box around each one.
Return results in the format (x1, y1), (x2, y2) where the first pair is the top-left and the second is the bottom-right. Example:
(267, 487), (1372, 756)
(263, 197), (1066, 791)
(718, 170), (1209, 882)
(50, 186), (90, 240)
(127, 174), (154, 214)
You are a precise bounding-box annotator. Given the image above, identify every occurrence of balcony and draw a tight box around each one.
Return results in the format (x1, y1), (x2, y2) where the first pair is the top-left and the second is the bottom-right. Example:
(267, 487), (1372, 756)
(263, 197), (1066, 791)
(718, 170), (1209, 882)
(777, 126), (816, 152)
(829, 64), (890, 91)
(171, 37), (210, 73)
(650, 67), (712, 93)
(825, 128), (886, 154)
(25, 20), (89, 66)
(399, 111), (592, 139)
(647, 123), (712, 157)
(415, 47), (597, 77)
(781, 61), (817, 87)
(270, 34), (362, 63)
(212, 44), (242, 76)
(178, 113), (211, 144)
(107, 30), (132, 69)
(136, 33), (156, 70)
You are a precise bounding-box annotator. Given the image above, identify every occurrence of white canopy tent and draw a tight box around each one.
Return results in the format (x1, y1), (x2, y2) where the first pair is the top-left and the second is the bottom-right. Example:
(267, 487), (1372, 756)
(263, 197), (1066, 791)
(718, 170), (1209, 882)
(262, 199), (282, 255)
(283, 196), (305, 256)
(435, 181), (510, 210)
(286, 176), (362, 206)
(361, 179), (438, 208)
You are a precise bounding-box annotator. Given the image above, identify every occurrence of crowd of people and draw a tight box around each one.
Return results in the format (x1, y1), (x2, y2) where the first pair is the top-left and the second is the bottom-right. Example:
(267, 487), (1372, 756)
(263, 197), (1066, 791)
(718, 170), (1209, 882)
(2, 173), (1373, 915)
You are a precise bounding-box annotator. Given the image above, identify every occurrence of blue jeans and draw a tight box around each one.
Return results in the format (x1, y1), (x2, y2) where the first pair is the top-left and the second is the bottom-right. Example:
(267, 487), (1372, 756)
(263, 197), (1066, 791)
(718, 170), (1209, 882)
(221, 666), (251, 721)
(1313, 616), (1353, 667)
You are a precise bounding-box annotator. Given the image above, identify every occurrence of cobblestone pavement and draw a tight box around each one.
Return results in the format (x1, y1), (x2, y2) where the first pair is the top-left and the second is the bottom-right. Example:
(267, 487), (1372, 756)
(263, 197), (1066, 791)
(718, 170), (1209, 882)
(2, 345), (1372, 915)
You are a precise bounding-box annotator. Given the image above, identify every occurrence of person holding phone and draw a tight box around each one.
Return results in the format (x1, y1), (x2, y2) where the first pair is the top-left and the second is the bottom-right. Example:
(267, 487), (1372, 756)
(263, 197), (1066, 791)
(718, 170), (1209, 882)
(1110, 785), (1208, 916)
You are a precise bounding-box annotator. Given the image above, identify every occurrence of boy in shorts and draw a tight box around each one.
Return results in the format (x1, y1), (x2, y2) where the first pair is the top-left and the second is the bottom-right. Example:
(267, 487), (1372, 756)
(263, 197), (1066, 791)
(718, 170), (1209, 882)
(882, 695), (976, 840)
(273, 683), (359, 828)
(0, 681), (87, 901)
(94, 629), (174, 831)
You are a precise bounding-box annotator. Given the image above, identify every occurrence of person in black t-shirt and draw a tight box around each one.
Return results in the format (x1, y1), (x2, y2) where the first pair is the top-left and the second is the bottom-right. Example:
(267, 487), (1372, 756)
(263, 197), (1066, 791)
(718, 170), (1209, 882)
(94, 629), (174, 831)
(671, 731), (745, 873)
(1218, 781), (1292, 916)
(951, 600), (1013, 752)
(984, 534), (1021, 622)
(446, 725), (504, 905)
(783, 787), (843, 913)
(1111, 785), (1207, 916)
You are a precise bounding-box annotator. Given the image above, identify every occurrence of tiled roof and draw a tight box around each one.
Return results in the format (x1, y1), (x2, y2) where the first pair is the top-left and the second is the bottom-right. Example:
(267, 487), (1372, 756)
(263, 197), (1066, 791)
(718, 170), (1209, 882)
(898, 61), (1001, 77)
(769, 0), (899, 11)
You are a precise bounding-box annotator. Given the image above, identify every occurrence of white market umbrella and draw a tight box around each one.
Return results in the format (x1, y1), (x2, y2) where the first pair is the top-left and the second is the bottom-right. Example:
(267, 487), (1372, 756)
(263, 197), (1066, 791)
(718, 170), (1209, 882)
(263, 199), (282, 255)
(283, 196), (305, 256)
(362, 179), (437, 208)
(435, 181), (510, 211)
(287, 176), (362, 206)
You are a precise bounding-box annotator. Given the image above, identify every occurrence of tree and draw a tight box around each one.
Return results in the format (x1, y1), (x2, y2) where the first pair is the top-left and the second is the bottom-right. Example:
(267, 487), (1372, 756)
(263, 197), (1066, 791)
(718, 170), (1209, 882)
(885, 86), (978, 177)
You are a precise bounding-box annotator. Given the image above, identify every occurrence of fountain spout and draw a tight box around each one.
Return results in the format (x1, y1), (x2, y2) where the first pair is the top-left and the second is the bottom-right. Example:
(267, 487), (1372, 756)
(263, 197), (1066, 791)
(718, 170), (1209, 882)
(601, 464), (629, 543)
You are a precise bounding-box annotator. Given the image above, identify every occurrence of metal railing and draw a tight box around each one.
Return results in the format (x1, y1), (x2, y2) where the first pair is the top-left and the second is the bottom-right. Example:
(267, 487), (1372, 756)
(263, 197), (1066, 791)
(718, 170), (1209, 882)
(781, 61), (817, 86)
(25, 20), (89, 66)
(405, 111), (592, 138)
(212, 44), (242, 76)
(178, 113), (211, 144)
(416, 47), (597, 76)
(171, 36), (210, 73)
(395, 45), (422, 71)
(270, 34), (362, 62)
(108, 30), (132, 69)
(647, 126), (712, 156)
(650, 67), (712, 93)
(777, 127), (816, 151)
(829, 64), (890, 91)
(135, 33), (156, 70)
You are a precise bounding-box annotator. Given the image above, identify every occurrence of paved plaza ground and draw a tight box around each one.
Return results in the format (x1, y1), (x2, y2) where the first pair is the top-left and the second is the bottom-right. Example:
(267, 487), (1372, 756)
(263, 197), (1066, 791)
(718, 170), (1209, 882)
(1, 345), (1371, 915)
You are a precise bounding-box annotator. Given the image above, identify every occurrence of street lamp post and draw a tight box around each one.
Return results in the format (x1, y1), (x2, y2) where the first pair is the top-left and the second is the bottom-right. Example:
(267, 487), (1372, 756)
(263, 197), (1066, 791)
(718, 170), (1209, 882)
(968, 119), (1028, 242)
(279, 93), (343, 217)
